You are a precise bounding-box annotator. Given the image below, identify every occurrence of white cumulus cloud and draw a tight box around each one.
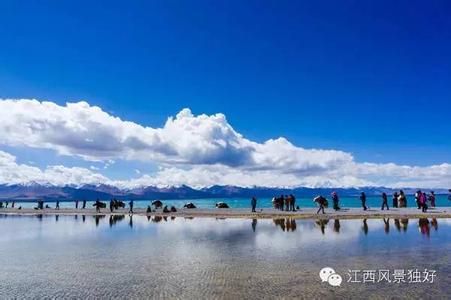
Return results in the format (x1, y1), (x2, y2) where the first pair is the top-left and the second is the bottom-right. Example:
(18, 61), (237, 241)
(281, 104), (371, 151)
(0, 98), (450, 189)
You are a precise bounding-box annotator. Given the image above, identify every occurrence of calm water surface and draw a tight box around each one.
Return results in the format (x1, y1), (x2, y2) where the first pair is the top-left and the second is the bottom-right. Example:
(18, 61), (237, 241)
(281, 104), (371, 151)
(0, 215), (450, 299)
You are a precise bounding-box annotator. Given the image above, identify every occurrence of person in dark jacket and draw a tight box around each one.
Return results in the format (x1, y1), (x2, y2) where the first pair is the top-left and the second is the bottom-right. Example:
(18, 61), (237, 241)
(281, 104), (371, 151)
(129, 200), (134, 213)
(331, 192), (340, 211)
(109, 199), (114, 213)
(392, 192), (398, 208)
(314, 196), (327, 214)
(381, 192), (389, 210)
(360, 192), (368, 211)
(251, 197), (257, 212)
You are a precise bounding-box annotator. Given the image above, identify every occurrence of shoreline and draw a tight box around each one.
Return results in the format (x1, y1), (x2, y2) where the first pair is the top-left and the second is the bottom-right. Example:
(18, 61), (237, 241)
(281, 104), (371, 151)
(1, 207), (451, 220)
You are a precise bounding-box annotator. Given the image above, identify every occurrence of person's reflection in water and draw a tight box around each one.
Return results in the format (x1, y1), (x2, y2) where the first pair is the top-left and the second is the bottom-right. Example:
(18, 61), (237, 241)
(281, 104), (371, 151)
(273, 218), (285, 231)
(274, 218), (296, 232)
(285, 218), (295, 232)
(147, 215), (151, 221)
(36, 214), (43, 221)
(362, 219), (368, 235)
(152, 216), (162, 223)
(55, 215), (59, 222)
(290, 219), (297, 231)
(394, 219), (401, 232)
(383, 218), (390, 234)
(74, 215), (78, 221)
(171, 216), (176, 221)
(82, 215), (86, 223)
(129, 215), (133, 228)
(315, 219), (329, 235)
(418, 218), (430, 237)
(400, 219), (409, 232)
(252, 219), (257, 232)
(109, 215), (126, 227)
(431, 218), (438, 231)
(163, 216), (168, 222)
(94, 215), (105, 227)
(333, 219), (340, 234)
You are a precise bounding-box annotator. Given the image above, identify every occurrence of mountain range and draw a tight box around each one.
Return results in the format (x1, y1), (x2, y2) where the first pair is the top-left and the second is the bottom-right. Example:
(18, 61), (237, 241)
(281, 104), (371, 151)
(0, 183), (447, 201)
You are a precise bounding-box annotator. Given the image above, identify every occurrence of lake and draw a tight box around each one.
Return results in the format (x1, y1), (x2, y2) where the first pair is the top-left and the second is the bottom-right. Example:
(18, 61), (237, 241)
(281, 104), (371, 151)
(0, 215), (449, 298)
(6, 194), (451, 210)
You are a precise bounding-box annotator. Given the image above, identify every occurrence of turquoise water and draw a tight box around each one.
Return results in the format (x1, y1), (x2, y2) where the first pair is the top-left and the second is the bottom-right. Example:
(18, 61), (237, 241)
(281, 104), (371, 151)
(0, 215), (449, 298)
(6, 194), (451, 209)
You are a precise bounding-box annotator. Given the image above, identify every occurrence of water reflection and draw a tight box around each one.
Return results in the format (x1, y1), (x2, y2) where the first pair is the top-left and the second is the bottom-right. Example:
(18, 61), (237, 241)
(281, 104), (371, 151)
(333, 219), (340, 233)
(362, 219), (368, 235)
(431, 218), (438, 230)
(251, 219), (257, 232)
(383, 218), (389, 234)
(0, 215), (449, 299)
(418, 218), (430, 237)
(315, 219), (329, 234)
(94, 215), (106, 227)
(0, 214), (443, 238)
(401, 218), (409, 232)
(273, 218), (297, 232)
(109, 215), (125, 227)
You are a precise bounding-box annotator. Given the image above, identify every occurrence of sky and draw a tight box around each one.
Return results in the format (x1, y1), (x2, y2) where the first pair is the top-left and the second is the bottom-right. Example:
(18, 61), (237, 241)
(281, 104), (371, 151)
(0, 0), (450, 189)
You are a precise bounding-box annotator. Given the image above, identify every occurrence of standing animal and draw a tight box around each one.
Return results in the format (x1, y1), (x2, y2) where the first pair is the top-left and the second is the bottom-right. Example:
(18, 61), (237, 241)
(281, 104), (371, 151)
(215, 202), (229, 208)
(183, 202), (196, 209)
(152, 200), (163, 209)
(113, 199), (126, 210)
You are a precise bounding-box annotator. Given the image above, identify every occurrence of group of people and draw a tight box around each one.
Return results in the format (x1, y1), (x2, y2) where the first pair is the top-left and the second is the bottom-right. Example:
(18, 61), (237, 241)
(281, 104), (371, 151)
(271, 194), (297, 211)
(1, 189), (447, 214)
(0, 201), (18, 209)
(312, 192), (341, 214)
(414, 190), (436, 212)
(310, 190), (440, 214)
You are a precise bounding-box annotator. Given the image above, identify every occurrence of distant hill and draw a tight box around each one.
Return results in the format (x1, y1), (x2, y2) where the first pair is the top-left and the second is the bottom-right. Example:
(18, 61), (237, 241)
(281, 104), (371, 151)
(0, 183), (447, 201)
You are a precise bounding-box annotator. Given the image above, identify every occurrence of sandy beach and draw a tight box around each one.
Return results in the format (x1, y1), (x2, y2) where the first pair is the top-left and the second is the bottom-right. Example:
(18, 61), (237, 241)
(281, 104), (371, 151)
(2, 207), (450, 219)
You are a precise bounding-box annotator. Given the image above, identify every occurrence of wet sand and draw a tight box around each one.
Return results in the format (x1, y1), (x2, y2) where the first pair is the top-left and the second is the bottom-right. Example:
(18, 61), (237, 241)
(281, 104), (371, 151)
(1, 207), (450, 219)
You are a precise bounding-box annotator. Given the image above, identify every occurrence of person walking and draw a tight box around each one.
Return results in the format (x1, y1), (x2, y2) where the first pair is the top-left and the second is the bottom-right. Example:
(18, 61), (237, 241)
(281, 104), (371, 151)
(82, 200), (86, 209)
(55, 200), (60, 210)
(251, 196), (257, 212)
(290, 194), (296, 211)
(360, 192), (368, 210)
(314, 196), (326, 214)
(381, 192), (389, 210)
(75, 200), (79, 209)
(109, 199), (114, 213)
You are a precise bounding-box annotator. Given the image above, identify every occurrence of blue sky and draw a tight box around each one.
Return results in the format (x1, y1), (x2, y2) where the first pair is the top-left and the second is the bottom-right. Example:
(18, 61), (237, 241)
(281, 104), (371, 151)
(0, 1), (450, 188)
